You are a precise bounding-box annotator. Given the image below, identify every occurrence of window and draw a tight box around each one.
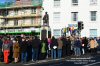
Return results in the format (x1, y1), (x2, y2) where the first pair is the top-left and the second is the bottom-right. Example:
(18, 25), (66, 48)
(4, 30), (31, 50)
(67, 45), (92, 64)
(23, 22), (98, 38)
(90, 29), (97, 37)
(0, 11), (2, 15)
(21, 0), (31, 5)
(53, 12), (60, 22)
(31, 18), (33, 24)
(72, 0), (78, 5)
(3, 11), (8, 16)
(54, 0), (60, 7)
(90, 0), (97, 5)
(53, 29), (61, 38)
(31, 8), (36, 14)
(71, 12), (78, 21)
(14, 20), (18, 26)
(90, 11), (97, 21)
(15, 9), (18, 15)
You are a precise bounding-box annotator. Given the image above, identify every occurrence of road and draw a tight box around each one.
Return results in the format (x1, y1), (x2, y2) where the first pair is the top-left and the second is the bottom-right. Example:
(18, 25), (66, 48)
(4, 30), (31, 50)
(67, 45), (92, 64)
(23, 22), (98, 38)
(0, 54), (100, 66)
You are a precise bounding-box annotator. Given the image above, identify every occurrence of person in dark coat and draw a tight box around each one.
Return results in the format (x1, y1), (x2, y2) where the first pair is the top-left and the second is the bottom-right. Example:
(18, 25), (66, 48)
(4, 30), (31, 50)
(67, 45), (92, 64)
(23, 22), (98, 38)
(97, 37), (100, 51)
(66, 37), (71, 56)
(32, 36), (40, 61)
(50, 36), (58, 59)
(82, 37), (88, 54)
(27, 37), (32, 61)
(20, 38), (28, 63)
(61, 36), (67, 57)
(74, 38), (81, 56)
(0, 38), (3, 62)
(8, 37), (13, 63)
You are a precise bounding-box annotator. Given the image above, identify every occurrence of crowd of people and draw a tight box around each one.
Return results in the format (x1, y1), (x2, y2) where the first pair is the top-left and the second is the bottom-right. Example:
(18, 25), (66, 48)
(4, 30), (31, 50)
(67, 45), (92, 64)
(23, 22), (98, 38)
(0, 35), (100, 64)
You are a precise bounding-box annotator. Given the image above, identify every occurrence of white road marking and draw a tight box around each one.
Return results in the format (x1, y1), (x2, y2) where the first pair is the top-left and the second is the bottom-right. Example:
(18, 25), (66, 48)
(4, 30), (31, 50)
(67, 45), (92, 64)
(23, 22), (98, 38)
(23, 63), (36, 65)
(83, 62), (100, 66)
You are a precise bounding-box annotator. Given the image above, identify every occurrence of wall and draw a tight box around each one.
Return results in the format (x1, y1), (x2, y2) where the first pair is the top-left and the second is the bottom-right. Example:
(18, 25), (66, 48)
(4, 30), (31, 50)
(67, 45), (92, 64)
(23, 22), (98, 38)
(43, 0), (100, 38)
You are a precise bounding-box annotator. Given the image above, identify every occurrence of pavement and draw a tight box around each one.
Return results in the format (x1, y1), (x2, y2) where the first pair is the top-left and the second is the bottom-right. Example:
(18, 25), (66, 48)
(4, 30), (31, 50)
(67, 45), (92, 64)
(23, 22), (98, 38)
(0, 53), (100, 66)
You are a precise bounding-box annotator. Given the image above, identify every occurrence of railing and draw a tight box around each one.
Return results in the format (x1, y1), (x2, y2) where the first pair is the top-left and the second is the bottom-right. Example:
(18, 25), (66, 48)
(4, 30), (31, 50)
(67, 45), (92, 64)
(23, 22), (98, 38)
(0, 23), (41, 28)
(0, 14), (41, 19)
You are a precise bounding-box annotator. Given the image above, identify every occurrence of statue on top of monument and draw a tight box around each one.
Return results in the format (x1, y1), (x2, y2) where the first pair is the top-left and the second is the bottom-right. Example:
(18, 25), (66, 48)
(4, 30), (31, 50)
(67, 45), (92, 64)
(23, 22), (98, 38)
(43, 12), (49, 26)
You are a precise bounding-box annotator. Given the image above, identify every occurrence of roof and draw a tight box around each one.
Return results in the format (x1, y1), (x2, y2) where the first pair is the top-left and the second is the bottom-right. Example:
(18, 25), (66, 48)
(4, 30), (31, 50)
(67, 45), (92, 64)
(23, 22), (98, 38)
(0, 0), (43, 9)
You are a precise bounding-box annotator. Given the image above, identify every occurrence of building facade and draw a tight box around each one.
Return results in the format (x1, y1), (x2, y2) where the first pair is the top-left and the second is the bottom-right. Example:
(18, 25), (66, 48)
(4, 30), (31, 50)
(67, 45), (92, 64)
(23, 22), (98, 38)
(43, 0), (100, 38)
(0, 0), (42, 37)
(0, 0), (100, 38)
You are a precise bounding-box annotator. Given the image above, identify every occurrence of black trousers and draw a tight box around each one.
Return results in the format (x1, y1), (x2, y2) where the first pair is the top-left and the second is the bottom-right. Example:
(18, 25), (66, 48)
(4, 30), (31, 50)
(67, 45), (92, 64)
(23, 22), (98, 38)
(62, 46), (67, 57)
(90, 48), (95, 54)
(40, 53), (47, 60)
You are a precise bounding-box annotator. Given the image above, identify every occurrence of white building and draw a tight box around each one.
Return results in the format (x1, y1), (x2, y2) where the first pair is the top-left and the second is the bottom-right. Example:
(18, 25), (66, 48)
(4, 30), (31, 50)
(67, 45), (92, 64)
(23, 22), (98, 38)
(43, 0), (100, 38)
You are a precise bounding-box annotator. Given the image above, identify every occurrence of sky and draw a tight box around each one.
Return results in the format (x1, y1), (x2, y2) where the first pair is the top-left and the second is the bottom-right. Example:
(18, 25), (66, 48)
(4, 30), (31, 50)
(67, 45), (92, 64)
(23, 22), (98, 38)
(0, 0), (15, 3)
(0, 0), (6, 3)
